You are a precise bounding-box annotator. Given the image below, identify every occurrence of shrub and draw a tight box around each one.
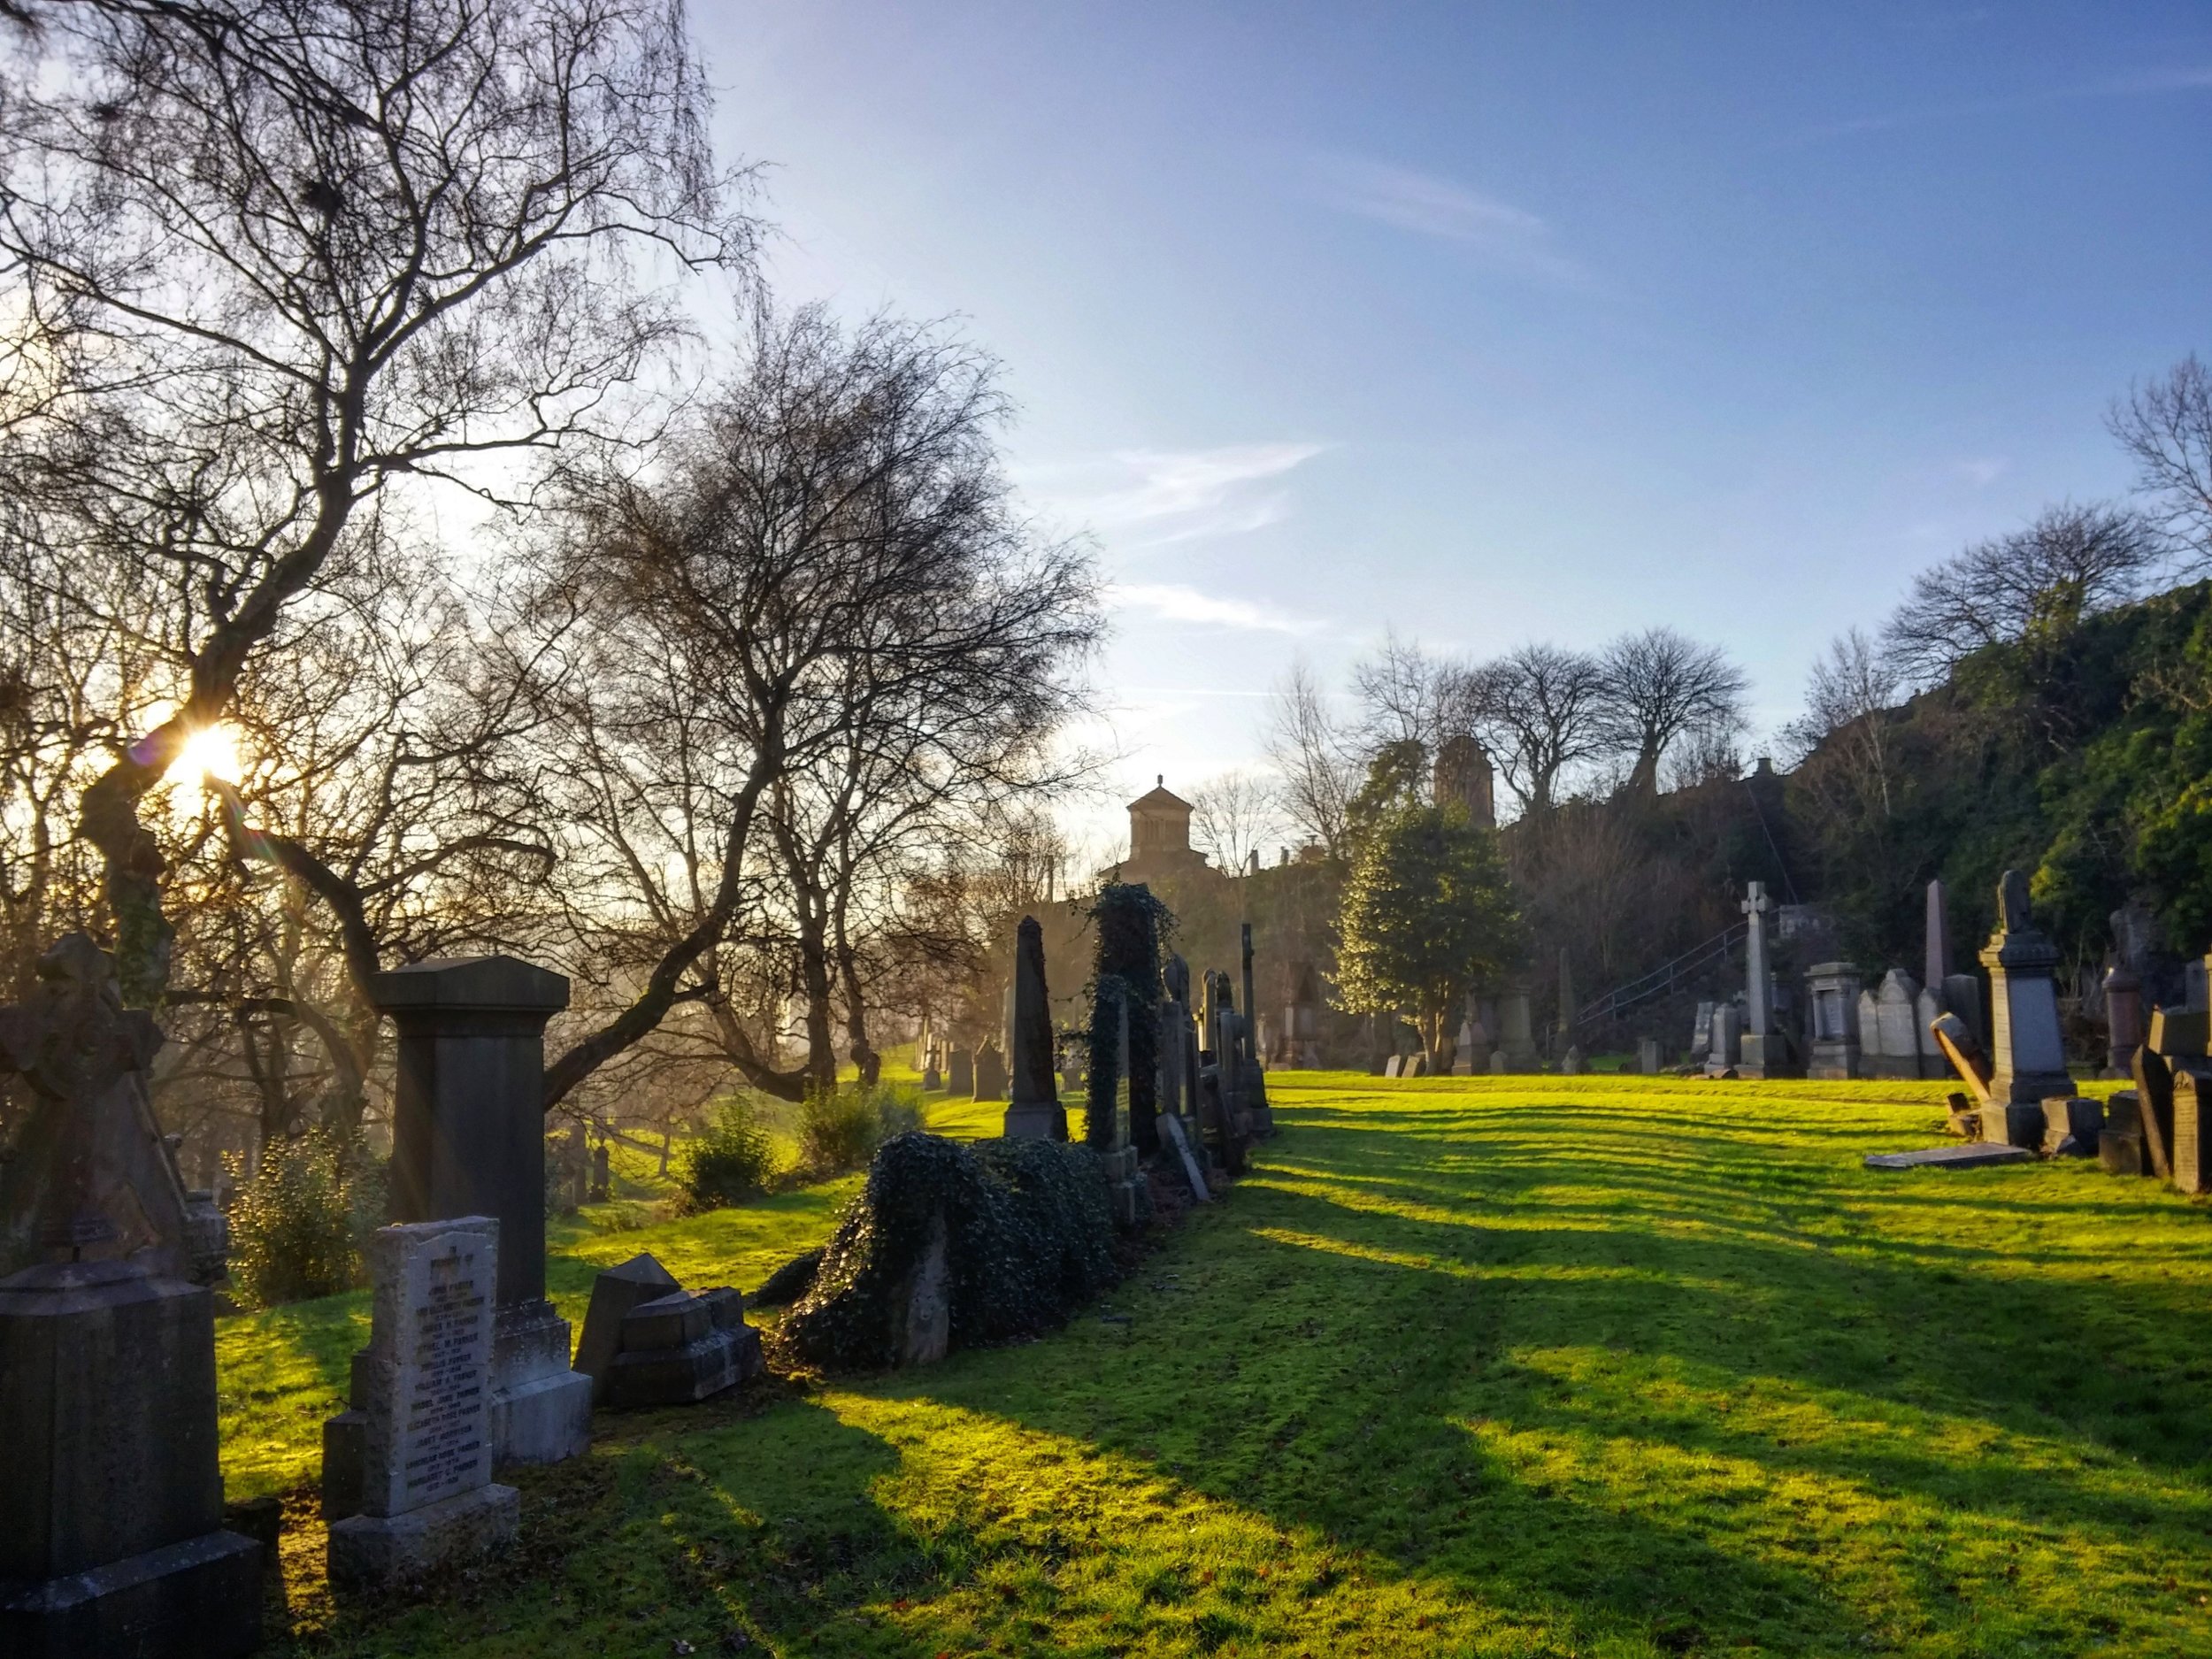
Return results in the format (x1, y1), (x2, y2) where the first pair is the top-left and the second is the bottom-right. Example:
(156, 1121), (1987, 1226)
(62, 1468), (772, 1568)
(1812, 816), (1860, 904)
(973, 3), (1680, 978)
(779, 1131), (1118, 1371)
(680, 1096), (779, 1210)
(796, 1081), (926, 1178)
(225, 1128), (371, 1309)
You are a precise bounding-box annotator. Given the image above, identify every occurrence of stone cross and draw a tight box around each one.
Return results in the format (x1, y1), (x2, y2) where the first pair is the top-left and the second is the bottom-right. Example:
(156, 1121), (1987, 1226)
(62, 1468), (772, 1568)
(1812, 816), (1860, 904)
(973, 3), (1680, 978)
(1741, 882), (1773, 1036)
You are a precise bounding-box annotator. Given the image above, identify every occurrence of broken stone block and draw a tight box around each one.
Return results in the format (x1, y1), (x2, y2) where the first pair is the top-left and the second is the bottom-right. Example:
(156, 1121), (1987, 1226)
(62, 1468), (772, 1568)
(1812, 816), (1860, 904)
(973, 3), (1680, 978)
(2100, 1127), (2147, 1177)
(603, 1286), (764, 1409)
(2040, 1096), (2104, 1157)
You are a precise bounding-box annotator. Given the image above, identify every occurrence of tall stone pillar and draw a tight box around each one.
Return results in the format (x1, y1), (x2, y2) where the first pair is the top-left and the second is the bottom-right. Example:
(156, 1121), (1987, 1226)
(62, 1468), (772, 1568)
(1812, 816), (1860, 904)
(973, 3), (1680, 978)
(1002, 917), (1066, 1141)
(1738, 882), (1778, 1078)
(1979, 871), (2072, 1106)
(372, 956), (590, 1468)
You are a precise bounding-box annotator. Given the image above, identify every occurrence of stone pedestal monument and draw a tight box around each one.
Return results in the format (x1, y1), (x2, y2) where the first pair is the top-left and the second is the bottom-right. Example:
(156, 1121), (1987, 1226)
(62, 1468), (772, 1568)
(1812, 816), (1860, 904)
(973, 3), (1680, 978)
(0, 936), (260, 1659)
(371, 956), (589, 1469)
(1980, 871), (2072, 1106)
(327, 1218), (518, 1587)
(1002, 917), (1067, 1141)
(1804, 963), (1863, 1079)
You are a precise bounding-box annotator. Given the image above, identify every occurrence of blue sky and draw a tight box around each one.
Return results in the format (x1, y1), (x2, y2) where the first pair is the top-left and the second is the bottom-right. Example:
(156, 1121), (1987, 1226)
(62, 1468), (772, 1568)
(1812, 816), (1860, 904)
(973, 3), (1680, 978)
(695, 3), (2212, 850)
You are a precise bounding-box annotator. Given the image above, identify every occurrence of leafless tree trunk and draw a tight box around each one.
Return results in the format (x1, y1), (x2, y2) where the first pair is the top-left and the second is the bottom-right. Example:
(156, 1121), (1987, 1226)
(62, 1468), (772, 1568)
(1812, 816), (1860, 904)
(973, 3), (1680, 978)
(2111, 353), (2212, 569)
(1593, 628), (1748, 798)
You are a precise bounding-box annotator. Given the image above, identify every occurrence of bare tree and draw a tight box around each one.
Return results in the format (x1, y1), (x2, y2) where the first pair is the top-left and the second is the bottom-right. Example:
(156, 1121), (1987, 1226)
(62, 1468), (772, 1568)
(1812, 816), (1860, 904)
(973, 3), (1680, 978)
(1262, 657), (1357, 859)
(1189, 770), (1279, 873)
(1348, 632), (1483, 758)
(1785, 626), (1902, 818)
(529, 305), (1100, 1109)
(2111, 353), (2212, 569)
(1881, 502), (2167, 687)
(1468, 642), (1608, 817)
(1594, 627), (1748, 798)
(0, 0), (750, 1001)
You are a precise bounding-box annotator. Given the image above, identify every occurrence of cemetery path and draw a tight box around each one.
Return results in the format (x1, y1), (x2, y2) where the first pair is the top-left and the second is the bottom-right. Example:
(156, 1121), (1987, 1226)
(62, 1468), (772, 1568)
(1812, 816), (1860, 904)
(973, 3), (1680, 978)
(227, 1074), (2212, 1657)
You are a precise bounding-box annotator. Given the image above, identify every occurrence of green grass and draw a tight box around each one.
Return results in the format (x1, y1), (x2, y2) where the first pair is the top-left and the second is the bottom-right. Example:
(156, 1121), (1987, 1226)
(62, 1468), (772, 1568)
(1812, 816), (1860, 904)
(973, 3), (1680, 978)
(227, 1072), (2212, 1656)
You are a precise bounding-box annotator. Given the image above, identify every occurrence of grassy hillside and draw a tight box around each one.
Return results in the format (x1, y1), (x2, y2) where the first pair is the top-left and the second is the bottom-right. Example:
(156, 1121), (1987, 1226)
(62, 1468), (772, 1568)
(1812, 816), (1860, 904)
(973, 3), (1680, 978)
(230, 1072), (2212, 1657)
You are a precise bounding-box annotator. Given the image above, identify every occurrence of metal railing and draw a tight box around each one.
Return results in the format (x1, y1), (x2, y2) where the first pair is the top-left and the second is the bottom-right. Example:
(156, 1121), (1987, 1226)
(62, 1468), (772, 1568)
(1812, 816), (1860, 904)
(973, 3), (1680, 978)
(1578, 921), (1746, 1026)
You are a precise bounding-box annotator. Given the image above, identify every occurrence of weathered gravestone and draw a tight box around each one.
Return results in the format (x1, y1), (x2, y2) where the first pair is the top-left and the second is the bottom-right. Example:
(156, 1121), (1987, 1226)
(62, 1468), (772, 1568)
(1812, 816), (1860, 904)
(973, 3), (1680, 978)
(2104, 963), (2145, 1079)
(1495, 992), (1540, 1072)
(948, 1047), (973, 1096)
(597, 1286), (764, 1408)
(973, 1041), (1008, 1103)
(573, 1251), (679, 1402)
(1002, 917), (1067, 1141)
(1690, 1000), (1715, 1067)
(368, 956), (590, 1469)
(1979, 872), (2071, 1107)
(326, 1217), (518, 1589)
(1240, 925), (1273, 1134)
(1804, 963), (1863, 1079)
(1705, 1002), (1743, 1076)
(589, 1141), (611, 1203)
(1637, 1036), (1662, 1075)
(0, 935), (259, 1659)
(1870, 970), (1927, 1079)
(1559, 1045), (1585, 1076)
(1283, 962), (1324, 1069)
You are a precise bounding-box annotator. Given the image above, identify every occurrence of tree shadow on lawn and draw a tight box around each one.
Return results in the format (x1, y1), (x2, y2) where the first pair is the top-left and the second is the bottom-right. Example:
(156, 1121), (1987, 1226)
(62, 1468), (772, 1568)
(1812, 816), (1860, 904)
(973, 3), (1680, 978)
(876, 1111), (2212, 1654)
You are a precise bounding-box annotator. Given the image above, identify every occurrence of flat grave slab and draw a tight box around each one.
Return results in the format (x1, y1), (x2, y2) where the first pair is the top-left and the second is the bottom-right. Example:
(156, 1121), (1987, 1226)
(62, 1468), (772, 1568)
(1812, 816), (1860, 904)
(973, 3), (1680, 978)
(1863, 1141), (2037, 1171)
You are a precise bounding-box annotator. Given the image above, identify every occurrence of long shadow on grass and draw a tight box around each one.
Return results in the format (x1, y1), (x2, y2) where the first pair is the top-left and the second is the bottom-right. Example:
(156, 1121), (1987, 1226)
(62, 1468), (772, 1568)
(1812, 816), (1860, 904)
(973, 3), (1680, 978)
(856, 1106), (2212, 1655)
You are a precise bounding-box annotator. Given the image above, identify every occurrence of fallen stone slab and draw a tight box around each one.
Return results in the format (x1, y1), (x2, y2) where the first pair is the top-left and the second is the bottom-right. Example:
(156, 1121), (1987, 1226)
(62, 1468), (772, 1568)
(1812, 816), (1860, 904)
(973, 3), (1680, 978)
(1864, 1142), (2037, 1171)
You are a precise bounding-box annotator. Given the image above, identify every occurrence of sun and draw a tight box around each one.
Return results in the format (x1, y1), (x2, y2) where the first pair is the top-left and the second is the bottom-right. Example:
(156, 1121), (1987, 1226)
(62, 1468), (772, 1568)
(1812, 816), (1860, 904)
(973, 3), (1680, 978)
(165, 723), (244, 790)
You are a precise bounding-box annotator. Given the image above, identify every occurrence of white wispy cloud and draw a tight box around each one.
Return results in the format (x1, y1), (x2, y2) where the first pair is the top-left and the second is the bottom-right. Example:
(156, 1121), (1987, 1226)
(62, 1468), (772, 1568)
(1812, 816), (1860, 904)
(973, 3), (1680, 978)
(1953, 456), (2009, 488)
(1310, 156), (1597, 290)
(1802, 65), (2212, 139)
(1022, 442), (1327, 547)
(1109, 582), (1325, 636)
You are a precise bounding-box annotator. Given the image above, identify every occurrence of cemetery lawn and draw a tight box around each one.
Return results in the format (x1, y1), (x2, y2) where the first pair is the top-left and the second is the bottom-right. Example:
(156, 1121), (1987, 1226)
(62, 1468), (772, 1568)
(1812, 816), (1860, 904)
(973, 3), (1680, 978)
(227, 1074), (2212, 1658)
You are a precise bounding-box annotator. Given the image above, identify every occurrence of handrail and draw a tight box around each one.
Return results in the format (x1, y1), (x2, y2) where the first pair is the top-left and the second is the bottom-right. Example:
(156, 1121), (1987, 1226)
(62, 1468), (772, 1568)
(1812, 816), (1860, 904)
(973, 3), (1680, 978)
(1578, 921), (1746, 1025)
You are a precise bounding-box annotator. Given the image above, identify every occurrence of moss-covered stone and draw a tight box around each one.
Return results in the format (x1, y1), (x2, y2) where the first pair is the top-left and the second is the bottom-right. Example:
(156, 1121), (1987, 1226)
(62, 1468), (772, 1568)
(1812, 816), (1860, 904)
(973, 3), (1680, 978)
(776, 1133), (1118, 1371)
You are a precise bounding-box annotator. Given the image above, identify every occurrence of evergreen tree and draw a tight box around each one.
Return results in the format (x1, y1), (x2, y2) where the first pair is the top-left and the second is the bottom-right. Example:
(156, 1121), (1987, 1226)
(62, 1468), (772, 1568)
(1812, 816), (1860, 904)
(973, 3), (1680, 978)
(1337, 804), (1519, 1067)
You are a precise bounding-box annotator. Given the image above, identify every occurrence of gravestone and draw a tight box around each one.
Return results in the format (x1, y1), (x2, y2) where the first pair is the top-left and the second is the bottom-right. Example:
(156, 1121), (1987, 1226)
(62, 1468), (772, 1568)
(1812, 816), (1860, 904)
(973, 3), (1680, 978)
(0, 935), (261, 1659)
(923, 1056), (942, 1091)
(1638, 1036), (1662, 1075)
(2190, 960), (2210, 1014)
(2040, 1096), (2104, 1158)
(588, 1141), (611, 1203)
(1979, 872), (2072, 1106)
(948, 1048), (973, 1097)
(1284, 962), (1324, 1068)
(1240, 925), (1273, 1133)
(1557, 947), (1578, 1052)
(573, 1252), (679, 1404)
(1941, 972), (1985, 1048)
(1002, 917), (1067, 1141)
(2171, 1062), (2212, 1194)
(1915, 986), (1946, 1077)
(1706, 1002), (1743, 1075)
(1863, 1142), (2034, 1171)
(1488, 1049), (1508, 1074)
(1856, 988), (1881, 1067)
(368, 956), (590, 1469)
(1869, 970), (1926, 1079)
(1560, 1045), (1585, 1075)
(1404, 1053), (1428, 1078)
(1924, 878), (1953, 996)
(1738, 883), (1778, 1078)
(974, 1041), (1008, 1102)
(1384, 1054), (1403, 1079)
(326, 1217), (518, 1588)
(2103, 964), (2144, 1079)
(1804, 964), (1863, 1079)
(1690, 1000), (1715, 1065)
(1496, 992), (1540, 1071)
